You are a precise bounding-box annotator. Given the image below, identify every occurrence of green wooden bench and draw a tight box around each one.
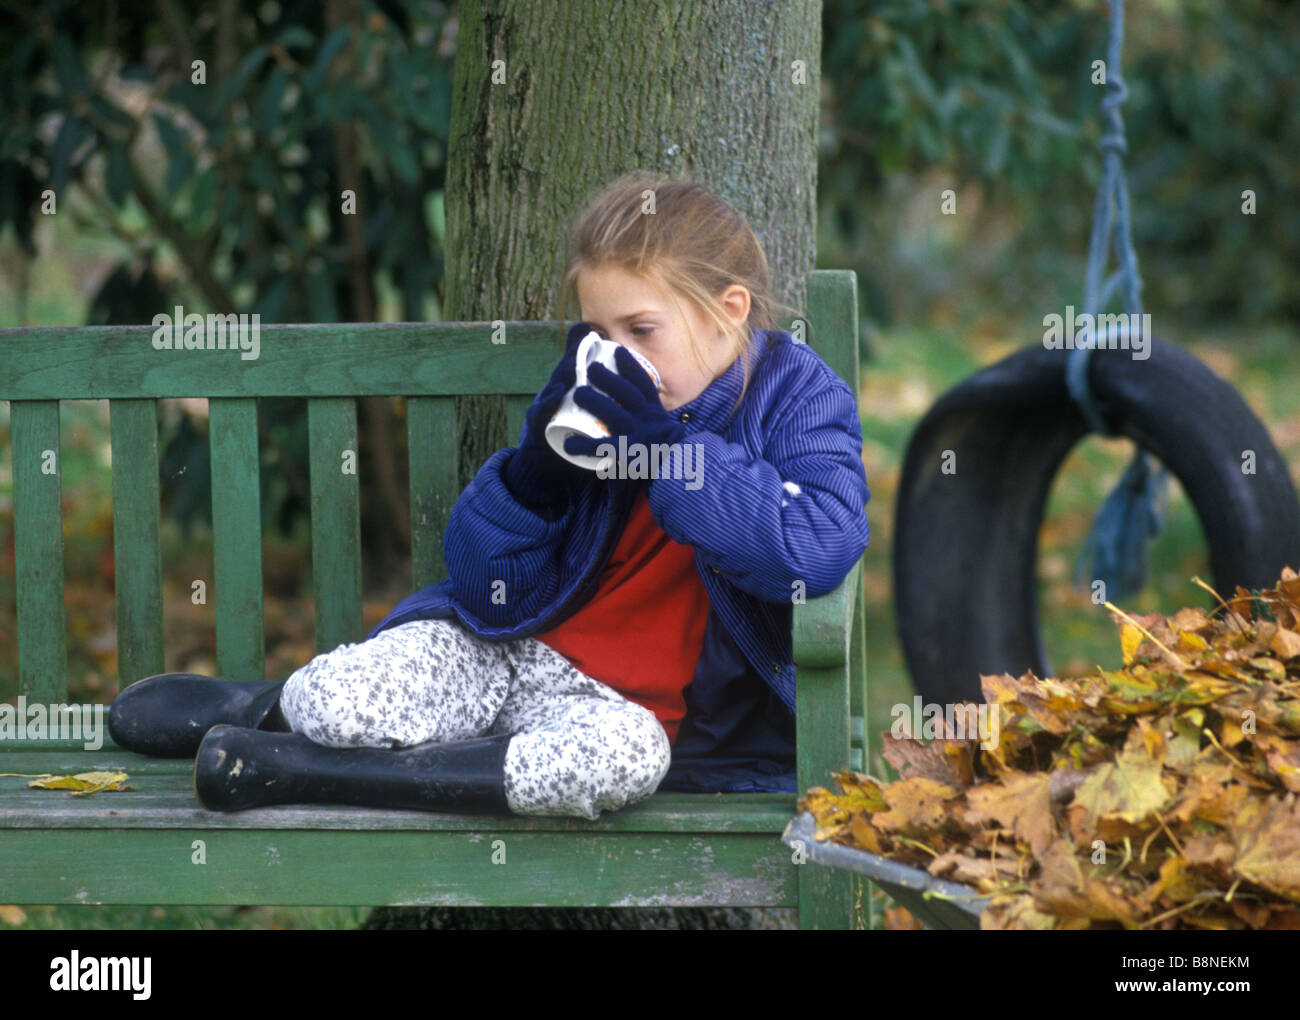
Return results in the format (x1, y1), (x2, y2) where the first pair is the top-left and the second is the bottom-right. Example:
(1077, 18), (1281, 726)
(0, 269), (870, 928)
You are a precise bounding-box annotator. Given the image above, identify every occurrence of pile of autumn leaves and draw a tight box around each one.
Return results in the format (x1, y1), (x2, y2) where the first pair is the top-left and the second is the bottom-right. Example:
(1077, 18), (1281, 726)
(799, 570), (1300, 930)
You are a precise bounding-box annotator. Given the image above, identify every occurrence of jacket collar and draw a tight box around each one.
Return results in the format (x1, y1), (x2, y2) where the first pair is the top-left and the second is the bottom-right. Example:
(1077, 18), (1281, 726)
(672, 327), (775, 433)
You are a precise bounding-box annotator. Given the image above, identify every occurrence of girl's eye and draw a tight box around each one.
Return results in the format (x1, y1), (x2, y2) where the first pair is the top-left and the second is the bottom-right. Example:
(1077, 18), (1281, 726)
(631, 327), (653, 338)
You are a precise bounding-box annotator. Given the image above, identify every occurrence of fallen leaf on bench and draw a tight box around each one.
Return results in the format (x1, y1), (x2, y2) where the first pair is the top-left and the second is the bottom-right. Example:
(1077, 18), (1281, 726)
(5, 771), (135, 795)
(0, 905), (27, 926)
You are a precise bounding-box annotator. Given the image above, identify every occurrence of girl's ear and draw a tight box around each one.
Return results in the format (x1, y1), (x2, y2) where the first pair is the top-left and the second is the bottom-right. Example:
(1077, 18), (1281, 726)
(721, 284), (751, 326)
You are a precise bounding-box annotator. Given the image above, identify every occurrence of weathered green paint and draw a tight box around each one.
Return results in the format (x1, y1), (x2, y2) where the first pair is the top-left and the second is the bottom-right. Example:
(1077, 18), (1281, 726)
(208, 399), (264, 683)
(10, 400), (66, 701)
(0, 325), (567, 398)
(110, 399), (165, 686)
(0, 828), (796, 907)
(806, 270), (859, 394)
(308, 398), (363, 653)
(0, 751), (194, 775)
(407, 397), (459, 589)
(0, 767), (794, 832)
(503, 395), (532, 452)
(799, 268), (869, 928)
(792, 559), (860, 668)
(0, 761), (797, 906)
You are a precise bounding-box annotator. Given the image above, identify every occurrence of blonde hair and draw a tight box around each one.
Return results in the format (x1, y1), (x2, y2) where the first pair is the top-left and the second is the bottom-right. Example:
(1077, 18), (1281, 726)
(555, 171), (797, 421)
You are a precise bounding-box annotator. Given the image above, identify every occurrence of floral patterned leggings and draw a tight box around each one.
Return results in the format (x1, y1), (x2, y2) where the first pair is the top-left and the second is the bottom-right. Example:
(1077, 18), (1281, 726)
(277, 618), (671, 820)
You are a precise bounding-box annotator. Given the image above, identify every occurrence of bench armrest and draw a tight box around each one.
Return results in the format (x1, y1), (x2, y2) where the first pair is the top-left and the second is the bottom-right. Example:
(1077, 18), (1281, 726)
(792, 559), (861, 669)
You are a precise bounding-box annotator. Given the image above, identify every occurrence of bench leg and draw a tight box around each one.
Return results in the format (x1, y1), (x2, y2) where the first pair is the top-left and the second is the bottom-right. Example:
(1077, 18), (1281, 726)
(798, 861), (862, 930)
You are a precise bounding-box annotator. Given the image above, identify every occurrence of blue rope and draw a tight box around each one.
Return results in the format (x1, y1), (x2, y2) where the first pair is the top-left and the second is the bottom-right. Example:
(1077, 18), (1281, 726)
(1066, 0), (1170, 600)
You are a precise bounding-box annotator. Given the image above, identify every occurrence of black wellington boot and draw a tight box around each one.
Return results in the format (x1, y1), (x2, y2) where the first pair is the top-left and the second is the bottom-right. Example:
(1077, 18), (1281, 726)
(108, 673), (290, 758)
(193, 726), (512, 814)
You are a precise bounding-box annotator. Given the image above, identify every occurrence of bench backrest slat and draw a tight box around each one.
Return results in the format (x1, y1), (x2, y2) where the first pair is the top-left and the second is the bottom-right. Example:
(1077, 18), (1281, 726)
(307, 397), (363, 655)
(209, 398), (265, 685)
(0, 324), (566, 399)
(110, 399), (165, 683)
(11, 400), (68, 700)
(407, 396), (460, 589)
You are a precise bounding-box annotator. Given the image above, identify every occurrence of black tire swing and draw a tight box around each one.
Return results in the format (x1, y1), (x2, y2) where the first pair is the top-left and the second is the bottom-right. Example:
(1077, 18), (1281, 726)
(893, 1), (1300, 706)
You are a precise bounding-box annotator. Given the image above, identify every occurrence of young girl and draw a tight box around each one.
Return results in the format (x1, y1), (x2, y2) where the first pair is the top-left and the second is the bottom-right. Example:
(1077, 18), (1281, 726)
(107, 172), (871, 820)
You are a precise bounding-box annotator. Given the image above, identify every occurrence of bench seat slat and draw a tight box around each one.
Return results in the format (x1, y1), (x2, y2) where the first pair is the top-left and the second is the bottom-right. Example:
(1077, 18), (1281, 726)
(0, 762), (794, 832)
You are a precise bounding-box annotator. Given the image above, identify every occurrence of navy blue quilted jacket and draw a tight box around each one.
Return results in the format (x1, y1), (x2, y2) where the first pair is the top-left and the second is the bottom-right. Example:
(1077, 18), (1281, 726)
(368, 327), (870, 792)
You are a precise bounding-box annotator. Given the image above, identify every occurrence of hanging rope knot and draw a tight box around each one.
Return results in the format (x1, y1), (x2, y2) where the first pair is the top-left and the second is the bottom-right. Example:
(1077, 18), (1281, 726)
(1067, 0), (1167, 600)
(1100, 73), (1129, 106)
(1098, 134), (1128, 155)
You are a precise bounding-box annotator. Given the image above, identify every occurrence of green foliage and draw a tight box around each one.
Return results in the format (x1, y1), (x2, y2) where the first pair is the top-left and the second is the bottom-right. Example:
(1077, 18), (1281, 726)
(0, 0), (453, 537)
(820, 0), (1298, 329)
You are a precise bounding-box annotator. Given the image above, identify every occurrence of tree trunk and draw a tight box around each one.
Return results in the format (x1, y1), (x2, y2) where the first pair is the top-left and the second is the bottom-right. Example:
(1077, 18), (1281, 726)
(372, 0), (820, 930)
(443, 0), (820, 486)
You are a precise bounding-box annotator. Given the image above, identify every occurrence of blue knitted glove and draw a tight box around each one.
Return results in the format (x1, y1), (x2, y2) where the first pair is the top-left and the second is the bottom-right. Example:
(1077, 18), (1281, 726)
(502, 322), (595, 509)
(564, 345), (688, 461)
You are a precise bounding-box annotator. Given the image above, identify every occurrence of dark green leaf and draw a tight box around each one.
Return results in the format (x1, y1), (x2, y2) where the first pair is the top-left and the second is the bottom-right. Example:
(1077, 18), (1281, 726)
(51, 36), (87, 95)
(255, 275), (290, 321)
(256, 65), (289, 137)
(306, 28), (352, 93)
(305, 263), (340, 321)
(190, 167), (217, 224)
(164, 148), (195, 199)
(105, 141), (130, 206)
(50, 116), (89, 191)
(209, 46), (271, 115)
(152, 113), (188, 164)
(277, 26), (315, 49)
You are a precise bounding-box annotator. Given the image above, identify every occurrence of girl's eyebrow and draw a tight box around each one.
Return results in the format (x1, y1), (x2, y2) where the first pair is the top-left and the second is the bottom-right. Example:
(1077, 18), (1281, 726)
(586, 311), (660, 328)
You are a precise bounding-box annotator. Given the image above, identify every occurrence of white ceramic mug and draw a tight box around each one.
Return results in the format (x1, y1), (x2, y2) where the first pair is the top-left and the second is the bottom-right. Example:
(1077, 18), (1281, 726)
(545, 331), (662, 471)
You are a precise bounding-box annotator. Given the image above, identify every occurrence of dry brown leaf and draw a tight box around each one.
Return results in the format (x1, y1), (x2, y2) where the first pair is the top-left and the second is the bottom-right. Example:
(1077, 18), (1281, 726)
(872, 776), (963, 836)
(1233, 795), (1300, 901)
(963, 770), (1055, 857)
(881, 732), (974, 788)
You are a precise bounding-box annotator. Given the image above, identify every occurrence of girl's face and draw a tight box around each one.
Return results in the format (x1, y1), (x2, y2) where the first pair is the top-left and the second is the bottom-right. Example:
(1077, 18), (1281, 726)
(575, 263), (750, 412)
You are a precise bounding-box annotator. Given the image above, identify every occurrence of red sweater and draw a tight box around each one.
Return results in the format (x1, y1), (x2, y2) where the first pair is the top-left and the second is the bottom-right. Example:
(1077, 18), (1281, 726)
(535, 486), (710, 743)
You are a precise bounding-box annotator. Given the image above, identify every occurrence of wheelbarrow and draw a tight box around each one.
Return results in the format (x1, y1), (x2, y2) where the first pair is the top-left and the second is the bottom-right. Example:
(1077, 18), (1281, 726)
(782, 812), (989, 930)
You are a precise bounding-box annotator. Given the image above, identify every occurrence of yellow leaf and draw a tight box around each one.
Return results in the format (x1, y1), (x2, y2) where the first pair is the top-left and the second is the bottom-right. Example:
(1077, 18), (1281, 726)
(1120, 623), (1143, 665)
(1249, 657), (1287, 682)
(27, 771), (133, 795)
(1068, 743), (1172, 830)
(0, 905), (27, 926)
